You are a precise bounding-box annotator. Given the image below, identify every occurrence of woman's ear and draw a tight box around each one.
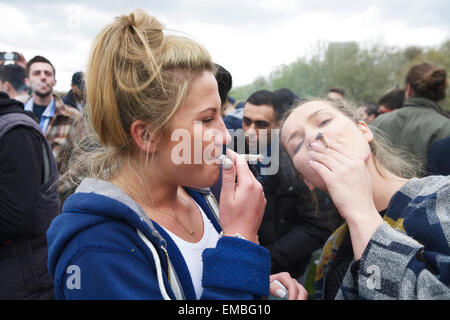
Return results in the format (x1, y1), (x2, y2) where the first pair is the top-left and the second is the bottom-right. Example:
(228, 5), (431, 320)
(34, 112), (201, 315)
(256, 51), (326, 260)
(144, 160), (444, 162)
(130, 120), (156, 154)
(405, 83), (414, 98)
(357, 120), (374, 143)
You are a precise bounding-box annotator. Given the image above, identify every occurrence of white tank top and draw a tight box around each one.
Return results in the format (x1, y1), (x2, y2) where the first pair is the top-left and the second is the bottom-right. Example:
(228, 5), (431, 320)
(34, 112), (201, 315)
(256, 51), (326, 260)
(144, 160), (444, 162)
(163, 201), (220, 299)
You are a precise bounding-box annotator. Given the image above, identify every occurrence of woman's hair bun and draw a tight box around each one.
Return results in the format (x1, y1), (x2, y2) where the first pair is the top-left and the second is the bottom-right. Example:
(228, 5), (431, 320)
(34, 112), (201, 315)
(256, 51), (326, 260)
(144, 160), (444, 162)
(424, 68), (447, 87)
(406, 62), (448, 102)
(118, 9), (164, 46)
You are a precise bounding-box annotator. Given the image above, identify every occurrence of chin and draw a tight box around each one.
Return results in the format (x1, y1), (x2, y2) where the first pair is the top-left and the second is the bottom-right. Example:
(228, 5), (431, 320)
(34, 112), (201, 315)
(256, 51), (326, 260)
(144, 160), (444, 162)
(203, 164), (221, 187)
(297, 169), (328, 192)
(185, 163), (220, 189)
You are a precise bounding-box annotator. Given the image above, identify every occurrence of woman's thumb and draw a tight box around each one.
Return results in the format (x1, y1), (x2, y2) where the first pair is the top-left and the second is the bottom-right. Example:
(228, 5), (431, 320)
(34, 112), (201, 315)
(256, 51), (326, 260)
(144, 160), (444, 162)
(220, 156), (236, 197)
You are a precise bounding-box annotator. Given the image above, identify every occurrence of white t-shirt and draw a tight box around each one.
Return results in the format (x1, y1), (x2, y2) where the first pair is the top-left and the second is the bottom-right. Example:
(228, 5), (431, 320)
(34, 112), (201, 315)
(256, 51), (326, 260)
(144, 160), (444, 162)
(163, 201), (220, 299)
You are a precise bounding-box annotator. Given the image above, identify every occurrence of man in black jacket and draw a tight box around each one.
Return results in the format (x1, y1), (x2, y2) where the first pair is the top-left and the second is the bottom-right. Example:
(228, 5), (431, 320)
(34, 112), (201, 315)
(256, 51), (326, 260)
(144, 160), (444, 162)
(0, 92), (59, 299)
(62, 71), (85, 111)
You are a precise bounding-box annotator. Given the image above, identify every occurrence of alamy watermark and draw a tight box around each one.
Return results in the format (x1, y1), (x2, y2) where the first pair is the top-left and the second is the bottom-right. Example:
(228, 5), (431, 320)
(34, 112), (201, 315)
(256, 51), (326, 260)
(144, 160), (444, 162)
(366, 264), (381, 290)
(66, 265), (81, 290)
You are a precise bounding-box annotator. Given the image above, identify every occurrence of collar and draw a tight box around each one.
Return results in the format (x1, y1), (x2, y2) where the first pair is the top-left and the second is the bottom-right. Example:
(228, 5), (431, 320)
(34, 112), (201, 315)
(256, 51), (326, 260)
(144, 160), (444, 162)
(25, 96), (55, 133)
(403, 97), (445, 115)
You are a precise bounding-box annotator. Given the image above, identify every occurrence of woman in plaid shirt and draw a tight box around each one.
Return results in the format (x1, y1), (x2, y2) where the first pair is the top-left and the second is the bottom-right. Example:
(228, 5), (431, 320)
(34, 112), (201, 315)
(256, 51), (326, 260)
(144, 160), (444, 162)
(281, 97), (449, 299)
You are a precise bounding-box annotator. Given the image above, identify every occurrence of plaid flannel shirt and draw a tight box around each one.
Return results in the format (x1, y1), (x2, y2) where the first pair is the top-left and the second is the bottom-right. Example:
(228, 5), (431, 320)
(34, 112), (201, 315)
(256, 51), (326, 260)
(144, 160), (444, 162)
(31, 95), (85, 203)
(40, 95), (82, 169)
(316, 175), (450, 300)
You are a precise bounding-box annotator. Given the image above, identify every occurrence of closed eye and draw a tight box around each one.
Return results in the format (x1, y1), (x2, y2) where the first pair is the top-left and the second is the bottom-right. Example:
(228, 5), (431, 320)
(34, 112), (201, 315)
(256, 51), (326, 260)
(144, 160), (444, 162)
(319, 118), (331, 127)
(293, 141), (303, 155)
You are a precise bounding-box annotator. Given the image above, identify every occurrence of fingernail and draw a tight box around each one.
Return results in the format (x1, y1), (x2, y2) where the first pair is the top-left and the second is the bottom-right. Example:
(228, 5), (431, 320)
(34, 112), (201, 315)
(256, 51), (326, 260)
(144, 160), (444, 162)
(276, 289), (287, 299)
(222, 157), (233, 170)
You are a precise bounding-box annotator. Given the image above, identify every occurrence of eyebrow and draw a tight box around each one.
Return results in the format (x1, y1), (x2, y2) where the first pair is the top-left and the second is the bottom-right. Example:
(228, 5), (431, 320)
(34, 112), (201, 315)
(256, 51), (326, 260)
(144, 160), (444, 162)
(307, 108), (327, 121)
(198, 107), (217, 115)
(197, 107), (217, 116)
(286, 108), (327, 144)
(32, 69), (53, 75)
(243, 116), (270, 123)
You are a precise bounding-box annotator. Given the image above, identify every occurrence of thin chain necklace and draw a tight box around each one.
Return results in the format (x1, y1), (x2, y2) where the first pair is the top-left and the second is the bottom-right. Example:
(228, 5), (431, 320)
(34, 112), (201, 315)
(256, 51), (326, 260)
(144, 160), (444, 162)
(113, 179), (197, 236)
(150, 198), (196, 236)
(147, 189), (198, 236)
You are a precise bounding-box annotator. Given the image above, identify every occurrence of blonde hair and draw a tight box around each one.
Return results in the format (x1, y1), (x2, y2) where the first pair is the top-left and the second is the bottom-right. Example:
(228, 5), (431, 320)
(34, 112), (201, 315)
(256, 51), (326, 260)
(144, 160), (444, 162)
(281, 98), (424, 180)
(72, 10), (214, 183)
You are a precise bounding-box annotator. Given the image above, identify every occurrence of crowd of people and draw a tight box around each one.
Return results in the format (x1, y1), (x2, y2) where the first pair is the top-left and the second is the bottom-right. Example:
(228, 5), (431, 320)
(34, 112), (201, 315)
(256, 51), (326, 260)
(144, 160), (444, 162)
(0, 9), (449, 300)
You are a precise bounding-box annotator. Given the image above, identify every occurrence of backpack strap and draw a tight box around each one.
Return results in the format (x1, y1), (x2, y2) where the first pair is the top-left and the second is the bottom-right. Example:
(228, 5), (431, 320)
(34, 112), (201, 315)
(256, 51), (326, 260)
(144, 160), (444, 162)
(0, 111), (54, 185)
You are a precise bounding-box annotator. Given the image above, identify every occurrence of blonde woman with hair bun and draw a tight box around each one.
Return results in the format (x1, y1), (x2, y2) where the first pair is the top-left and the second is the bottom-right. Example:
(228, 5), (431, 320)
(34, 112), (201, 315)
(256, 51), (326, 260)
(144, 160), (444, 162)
(47, 10), (306, 300)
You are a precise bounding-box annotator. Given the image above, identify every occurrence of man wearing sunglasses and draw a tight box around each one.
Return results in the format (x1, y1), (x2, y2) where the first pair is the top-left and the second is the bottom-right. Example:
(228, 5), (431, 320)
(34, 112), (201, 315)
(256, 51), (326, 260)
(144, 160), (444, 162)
(242, 90), (279, 157)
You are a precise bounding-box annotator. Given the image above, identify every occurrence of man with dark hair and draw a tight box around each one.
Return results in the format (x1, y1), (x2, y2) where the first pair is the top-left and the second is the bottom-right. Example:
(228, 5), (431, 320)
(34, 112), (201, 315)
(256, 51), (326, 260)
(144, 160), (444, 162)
(24, 55), (85, 203)
(242, 90), (280, 156)
(62, 71), (85, 111)
(356, 102), (379, 123)
(0, 64), (30, 103)
(0, 91), (59, 299)
(377, 88), (405, 114)
(214, 64), (233, 116)
(327, 87), (346, 101)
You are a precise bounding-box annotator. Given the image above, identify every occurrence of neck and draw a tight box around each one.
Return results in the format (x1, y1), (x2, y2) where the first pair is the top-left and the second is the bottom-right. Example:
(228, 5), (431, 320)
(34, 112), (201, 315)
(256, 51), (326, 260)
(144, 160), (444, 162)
(368, 157), (408, 212)
(33, 93), (53, 106)
(7, 88), (18, 99)
(112, 160), (180, 211)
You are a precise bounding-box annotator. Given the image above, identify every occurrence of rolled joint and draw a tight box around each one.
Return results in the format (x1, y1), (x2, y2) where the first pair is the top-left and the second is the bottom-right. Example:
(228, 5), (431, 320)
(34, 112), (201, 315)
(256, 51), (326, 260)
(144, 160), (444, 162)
(219, 154), (263, 164)
(315, 132), (328, 147)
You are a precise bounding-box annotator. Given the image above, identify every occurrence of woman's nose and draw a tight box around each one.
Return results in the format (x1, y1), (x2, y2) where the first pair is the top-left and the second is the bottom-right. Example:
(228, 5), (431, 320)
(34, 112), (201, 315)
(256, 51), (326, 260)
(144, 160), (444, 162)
(305, 131), (321, 150)
(217, 117), (232, 145)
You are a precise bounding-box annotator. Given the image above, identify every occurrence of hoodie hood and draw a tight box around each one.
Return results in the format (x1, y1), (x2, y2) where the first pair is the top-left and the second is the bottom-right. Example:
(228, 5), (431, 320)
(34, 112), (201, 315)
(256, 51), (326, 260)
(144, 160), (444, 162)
(0, 91), (39, 122)
(47, 178), (168, 281)
(0, 91), (20, 107)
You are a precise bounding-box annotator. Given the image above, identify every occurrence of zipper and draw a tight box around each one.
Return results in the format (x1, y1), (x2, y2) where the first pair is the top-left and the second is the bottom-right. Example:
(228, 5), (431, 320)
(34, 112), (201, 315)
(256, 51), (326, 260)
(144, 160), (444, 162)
(160, 243), (185, 300)
(160, 245), (171, 284)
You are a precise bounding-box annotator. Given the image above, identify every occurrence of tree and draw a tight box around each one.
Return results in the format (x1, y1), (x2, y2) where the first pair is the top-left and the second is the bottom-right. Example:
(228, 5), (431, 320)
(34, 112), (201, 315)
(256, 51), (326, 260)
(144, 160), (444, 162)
(230, 39), (450, 111)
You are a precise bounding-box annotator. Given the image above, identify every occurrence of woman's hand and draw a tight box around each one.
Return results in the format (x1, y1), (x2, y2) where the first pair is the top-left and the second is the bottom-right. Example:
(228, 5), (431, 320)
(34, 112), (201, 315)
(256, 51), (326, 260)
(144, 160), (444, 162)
(270, 273), (308, 300)
(219, 149), (266, 244)
(307, 141), (376, 219)
(307, 141), (383, 259)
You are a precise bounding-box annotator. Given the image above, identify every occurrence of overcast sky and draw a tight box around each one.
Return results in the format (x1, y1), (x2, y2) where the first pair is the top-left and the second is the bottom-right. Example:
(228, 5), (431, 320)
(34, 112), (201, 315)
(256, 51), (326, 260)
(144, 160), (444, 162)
(1, 0), (449, 92)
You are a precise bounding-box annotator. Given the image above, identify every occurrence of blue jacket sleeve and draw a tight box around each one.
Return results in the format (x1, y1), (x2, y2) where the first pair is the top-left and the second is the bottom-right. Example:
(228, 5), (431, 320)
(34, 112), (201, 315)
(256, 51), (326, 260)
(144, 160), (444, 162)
(57, 246), (165, 300)
(201, 237), (271, 299)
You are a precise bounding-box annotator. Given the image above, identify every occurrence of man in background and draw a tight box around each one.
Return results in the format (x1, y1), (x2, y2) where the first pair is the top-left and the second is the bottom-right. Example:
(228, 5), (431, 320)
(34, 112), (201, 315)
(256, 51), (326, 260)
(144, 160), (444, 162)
(0, 64), (30, 103)
(327, 87), (346, 101)
(25, 55), (85, 202)
(0, 91), (59, 299)
(63, 71), (85, 111)
(377, 88), (405, 114)
(356, 102), (379, 123)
